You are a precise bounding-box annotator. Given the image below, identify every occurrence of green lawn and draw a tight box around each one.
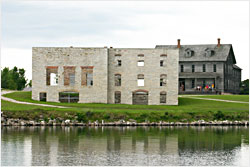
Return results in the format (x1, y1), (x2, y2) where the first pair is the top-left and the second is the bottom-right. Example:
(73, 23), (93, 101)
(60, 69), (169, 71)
(190, 95), (249, 102)
(1, 91), (249, 122)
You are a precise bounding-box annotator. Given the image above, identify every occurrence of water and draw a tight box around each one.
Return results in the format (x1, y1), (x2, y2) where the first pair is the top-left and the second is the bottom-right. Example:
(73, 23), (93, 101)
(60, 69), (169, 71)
(1, 126), (249, 166)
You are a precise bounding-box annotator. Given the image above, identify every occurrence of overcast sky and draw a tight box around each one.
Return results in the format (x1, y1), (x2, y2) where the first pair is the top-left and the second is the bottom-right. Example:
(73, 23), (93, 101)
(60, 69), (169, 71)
(1, 0), (249, 81)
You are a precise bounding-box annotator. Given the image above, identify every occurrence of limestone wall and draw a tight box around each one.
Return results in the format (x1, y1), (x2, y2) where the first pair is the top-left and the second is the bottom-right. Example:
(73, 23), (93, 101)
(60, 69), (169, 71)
(108, 48), (179, 105)
(32, 47), (179, 105)
(32, 47), (108, 103)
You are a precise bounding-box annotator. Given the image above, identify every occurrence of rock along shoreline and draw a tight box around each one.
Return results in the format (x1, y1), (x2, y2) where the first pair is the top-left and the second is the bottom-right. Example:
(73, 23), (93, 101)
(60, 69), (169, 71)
(1, 118), (249, 127)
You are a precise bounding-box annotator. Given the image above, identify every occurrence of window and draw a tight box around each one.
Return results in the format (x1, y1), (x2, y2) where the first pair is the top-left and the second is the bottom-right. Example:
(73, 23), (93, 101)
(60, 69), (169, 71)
(115, 91), (121, 104)
(115, 74), (121, 86)
(160, 74), (167, 86)
(137, 60), (144, 66)
(192, 79), (195, 88)
(39, 92), (47, 101)
(117, 60), (122, 66)
(81, 66), (94, 86)
(69, 73), (75, 86)
(181, 65), (184, 72)
(184, 48), (194, 58)
(203, 64), (206, 72)
(204, 48), (215, 57)
(46, 66), (58, 86)
(137, 74), (144, 86)
(160, 91), (166, 103)
(64, 66), (76, 86)
(160, 60), (164, 67)
(192, 65), (195, 73)
(213, 64), (217, 72)
(59, 92), (79, 103)
(87, 73), (93, 86)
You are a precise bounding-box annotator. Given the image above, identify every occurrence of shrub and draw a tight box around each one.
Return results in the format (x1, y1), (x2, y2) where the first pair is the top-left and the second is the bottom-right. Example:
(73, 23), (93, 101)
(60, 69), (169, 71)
(76, 112), (86, 122)
(214, 110), (225, 120)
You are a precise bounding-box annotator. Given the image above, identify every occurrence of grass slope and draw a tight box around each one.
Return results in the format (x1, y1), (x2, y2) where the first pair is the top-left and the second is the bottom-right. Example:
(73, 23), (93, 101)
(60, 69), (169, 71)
(190, 95), (249, 102)
(1, 91), (249, 122)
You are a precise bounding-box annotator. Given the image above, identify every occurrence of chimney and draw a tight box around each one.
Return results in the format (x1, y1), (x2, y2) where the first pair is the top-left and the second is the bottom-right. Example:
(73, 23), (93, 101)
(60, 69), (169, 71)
(217, 38), (221, 47)
(177, 39), (181, 48)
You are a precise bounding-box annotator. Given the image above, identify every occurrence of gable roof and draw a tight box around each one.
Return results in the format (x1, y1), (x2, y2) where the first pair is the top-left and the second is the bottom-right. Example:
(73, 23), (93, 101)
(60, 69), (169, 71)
(155, 44), (235, 63)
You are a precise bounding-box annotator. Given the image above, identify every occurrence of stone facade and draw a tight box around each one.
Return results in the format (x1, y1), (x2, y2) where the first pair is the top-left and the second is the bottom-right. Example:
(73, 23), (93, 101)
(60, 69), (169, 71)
(32, 47), (108, 103)
(32, 47), (179, 105)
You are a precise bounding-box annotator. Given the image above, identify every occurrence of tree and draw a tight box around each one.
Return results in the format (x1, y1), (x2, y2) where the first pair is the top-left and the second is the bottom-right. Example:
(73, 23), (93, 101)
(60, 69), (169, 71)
(240, 79), (249, 94)
(1, 67), (10, 89)
(1, 66), (27, 90)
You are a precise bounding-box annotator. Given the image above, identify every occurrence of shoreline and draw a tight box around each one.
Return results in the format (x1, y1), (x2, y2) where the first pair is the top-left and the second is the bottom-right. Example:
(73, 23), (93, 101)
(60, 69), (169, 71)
(2, 118), (249, 126)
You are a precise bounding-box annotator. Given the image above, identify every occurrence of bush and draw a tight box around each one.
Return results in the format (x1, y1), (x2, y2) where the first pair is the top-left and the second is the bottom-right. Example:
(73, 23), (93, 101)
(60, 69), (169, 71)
(214, 110), (225, 120)
(76, 112), (86, 122)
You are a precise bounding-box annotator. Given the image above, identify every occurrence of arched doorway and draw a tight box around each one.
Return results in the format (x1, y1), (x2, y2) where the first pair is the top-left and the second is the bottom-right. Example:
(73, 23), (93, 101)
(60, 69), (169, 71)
(132, 89), (148, 105)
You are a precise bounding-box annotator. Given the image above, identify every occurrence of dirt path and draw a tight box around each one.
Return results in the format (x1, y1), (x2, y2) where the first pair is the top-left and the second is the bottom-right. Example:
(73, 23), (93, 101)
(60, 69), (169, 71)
(180, 96), (249, 104)
(1, 91), (69, 108)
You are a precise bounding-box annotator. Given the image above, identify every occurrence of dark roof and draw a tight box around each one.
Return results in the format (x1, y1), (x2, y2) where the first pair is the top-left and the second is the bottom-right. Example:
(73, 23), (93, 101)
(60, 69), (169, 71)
(155, 44), (234, 62)
(233, 64), (242, 70)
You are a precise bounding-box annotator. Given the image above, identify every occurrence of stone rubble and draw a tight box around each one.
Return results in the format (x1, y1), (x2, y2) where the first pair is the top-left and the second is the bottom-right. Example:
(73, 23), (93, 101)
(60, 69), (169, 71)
(1, 117), (249, 127)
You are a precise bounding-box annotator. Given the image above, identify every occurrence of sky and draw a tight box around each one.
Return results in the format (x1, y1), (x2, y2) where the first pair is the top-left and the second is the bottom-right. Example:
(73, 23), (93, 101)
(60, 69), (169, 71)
(1, 0), (249, 81)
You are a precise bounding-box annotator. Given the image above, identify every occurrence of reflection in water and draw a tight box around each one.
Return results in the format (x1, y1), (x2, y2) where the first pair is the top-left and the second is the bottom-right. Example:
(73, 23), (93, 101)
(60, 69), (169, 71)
(1, 126), (249, 166)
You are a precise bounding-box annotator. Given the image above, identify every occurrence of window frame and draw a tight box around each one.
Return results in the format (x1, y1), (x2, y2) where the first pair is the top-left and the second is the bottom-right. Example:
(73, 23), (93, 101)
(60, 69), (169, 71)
(180, 65), (184, 72)
(213, 64), (217, 72)
(192, 65), (195, 73)
(203, 64), (206, 72)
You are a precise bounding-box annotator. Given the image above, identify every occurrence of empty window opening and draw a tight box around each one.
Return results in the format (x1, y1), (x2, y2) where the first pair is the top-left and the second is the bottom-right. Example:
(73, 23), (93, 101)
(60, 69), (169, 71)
(132, 90), (148, 105)
(117, 60), (122, 66)
(115, 54), (121, 57)
(160, 74), (167, 86)
(181, 65), (184, 72)
(203, 64), (206, 72)
(160, 91), (166, 104)
(64, 66), (76, 86)
(81, 66), (94, 86)
(115, 74), (121, 86)
(192, 65), (195, 73)
(160, 60), (164, 67)
(137, 74), (144, 86)
(192, 79), (195, 88)
(213, 64), (217, 72)
(138, 54), (144, 57)
(46, 66), (58, 86)
(59, 92), (79, 103)
(114, 91), (121, 104)
(137, 60), (144, 66)
(39, 92), (47, 102)
(87, 73), (93, 86)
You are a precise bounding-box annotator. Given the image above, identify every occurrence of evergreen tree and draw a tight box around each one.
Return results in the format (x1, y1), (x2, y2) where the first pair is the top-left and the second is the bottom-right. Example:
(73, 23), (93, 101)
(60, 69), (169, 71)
(1, 66), (27, 90)
(1, 67), (10, 89)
